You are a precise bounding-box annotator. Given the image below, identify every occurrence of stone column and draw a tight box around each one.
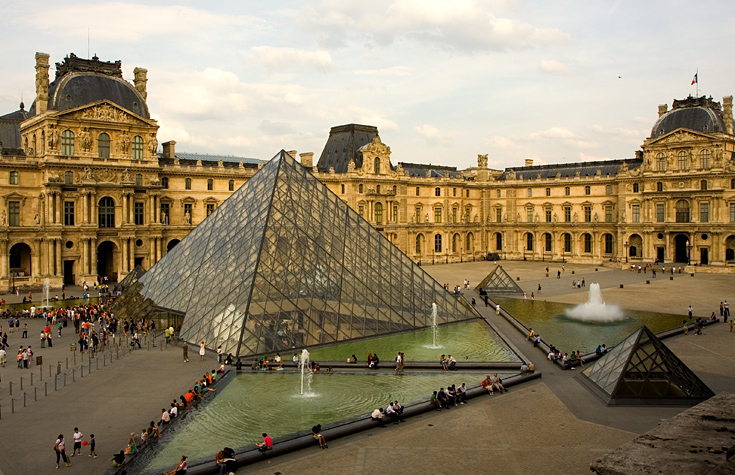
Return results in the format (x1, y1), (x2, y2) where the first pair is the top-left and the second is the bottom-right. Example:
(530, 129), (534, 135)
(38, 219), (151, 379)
(121, 194), (127, 224)
(149, 238), (156, 266)
(55, 194), (61, 224)
(47, 193), (54, 224)
(81, 239), (88, 277)
(158, 237), (163, 260)
(122, 238), (128, 274)
(89, 238), (96, 275)
(154, 196), (159, 224)
(129, 239), (134, 271)
(31, 239), (41, 278)
(0, 239), (7, 284)
(44, 239), (51, 276)
(55, 239), (61, 276)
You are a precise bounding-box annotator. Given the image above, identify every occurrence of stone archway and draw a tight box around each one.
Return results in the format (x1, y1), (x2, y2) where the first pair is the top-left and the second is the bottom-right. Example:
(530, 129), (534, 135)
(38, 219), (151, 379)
(9, 242), (32, 278)
(97, 240), (119, 282)
(167, 239), (181, 253)
(726, 235), (735, 262)
(674, 234), (690, 263)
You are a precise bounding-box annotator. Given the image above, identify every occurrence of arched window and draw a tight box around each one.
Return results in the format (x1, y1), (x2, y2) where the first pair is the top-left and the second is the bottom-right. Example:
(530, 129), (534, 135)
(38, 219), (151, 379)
(676, 200), (690, 223)
(132, 135), (143, 160)
(545, 233), (552, 253)
(375, 203), (383, 225)
(452, 233), (459, 253)
(9, 171), (18, 185)
(98, 197), (115, 228)
(162, 177), (169, 189)
(98, 133), (110, 158)
(229, 180), (235, 191)
(185, 178), (191, 190)
(700, 149), (711, 169)
(415, 234), (423, 255)
(583, 233), (592, 253)
(135, 174), (142, 186)
(207, 178), (213, 191)
(64, 171), (73, 184)
(434, 234), (443, 253)
(656, 152), (666, 171)
(657, 182), (663, 192)
(604, 234), (613, 254)
(61, 130), (74, 156)
(466, 233), (473, 252)
(701, 180), (708, 191)
(526, 233), (533, 251)
(678, 150), (688, 170)
(374, 157), (380, 174)
(564, 233), (572, 253)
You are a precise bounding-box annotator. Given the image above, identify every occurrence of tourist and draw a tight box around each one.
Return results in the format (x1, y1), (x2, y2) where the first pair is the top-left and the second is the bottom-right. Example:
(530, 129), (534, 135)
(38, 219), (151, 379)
(273, 353), (283, 370)
(89, 433), (97, 458)
(688, 306), (693, 319)
(54, 434), (71, 469)
(595, 345), (602, 355)
(163, 455), (187, 475)
(256, 433), (273, 454)
(457, 383), (467, 404)
(534, 335), (541, 347)
(683, 320), (689, 335)
(309, 423), (328, 449)
(217, 345), (223, 363)
(437, 387), (450, 409)
(293, 353), (299, 367)
(520, 362), (529, 372)
(169, 403), (178, 418)
(161, 408), (171, 425)
(199, 341), (206, 361)
(0, 346), (5, 367)
(447, 385), (458, 406)
(111, 450), (125, 467)
(395, 351), (402, 371)
(124, 437), (137, 455)
(225, 353), (234, 365)
(182, 341), (189, 362)
(367, 353), (373, 368)
(385, 401), (401, 423)
(71, 427), (83, 456)
(526, 328), (534, 341)
(393, 401), (405, 420)
(439, 354), (448, 370)
(430, 390), (441, 410)
(371, 408), (386, 427)
(371, 353), (380, 369)
(496, 304), (501, 315)
(216, 447), (237, 474)
(575, 351), (583, 367)
(491, 373), (507, 393)
(448, 354), (457, 371)
(481, 375), (494, 394)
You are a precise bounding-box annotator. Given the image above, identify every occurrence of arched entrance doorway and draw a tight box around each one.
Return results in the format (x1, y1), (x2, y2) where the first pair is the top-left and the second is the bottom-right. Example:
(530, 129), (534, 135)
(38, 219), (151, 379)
(726, 235), (735, 262)
(674, 234), (690, 263)
(97, 241), (118, 282)
(9, 242), (32, 279)
(628, 234), (643, 260)
(167, 239), (180, 253)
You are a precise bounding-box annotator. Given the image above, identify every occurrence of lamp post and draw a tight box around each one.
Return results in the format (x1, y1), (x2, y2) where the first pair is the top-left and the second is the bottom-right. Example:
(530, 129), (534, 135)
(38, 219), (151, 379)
(624, 241), (629, 263)
(542, 244), (545, 262)
(686, 240), (692, 265)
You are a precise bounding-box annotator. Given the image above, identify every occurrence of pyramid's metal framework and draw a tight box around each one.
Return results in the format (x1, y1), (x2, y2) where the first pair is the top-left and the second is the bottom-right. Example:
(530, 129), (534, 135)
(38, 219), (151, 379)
(581, 326), (714, 406)
(476, 266), (524, 294)
(113, 151), (477, 357)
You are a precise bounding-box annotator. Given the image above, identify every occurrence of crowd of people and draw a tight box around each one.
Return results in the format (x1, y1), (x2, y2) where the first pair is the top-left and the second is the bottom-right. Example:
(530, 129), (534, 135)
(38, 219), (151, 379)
(429, 384), (469, 410)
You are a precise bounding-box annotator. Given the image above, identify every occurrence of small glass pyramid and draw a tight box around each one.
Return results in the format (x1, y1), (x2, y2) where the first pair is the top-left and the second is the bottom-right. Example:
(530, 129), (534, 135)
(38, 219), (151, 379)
(582, 326), (714, 405)
(476, 266), (524, 294)
(114, 151), (477, 357)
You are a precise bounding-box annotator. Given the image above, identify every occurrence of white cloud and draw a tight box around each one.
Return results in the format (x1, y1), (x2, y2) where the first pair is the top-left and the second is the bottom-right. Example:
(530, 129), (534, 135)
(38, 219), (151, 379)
(258, 120), (296, 136)
(530, 127), (577, 140)
(414, 124), (455, 143)
(250, 46), (333, 72)
(538, 59), (577, 77)
(579, 152), (611, 161)
(350, 66), (412, 76)
(486, 135), (517, 150)
(300, 0), (570, 53)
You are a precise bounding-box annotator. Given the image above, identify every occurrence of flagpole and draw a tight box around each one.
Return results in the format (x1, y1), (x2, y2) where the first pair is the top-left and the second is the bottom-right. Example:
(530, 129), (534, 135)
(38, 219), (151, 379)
(696, 68), (698, 96)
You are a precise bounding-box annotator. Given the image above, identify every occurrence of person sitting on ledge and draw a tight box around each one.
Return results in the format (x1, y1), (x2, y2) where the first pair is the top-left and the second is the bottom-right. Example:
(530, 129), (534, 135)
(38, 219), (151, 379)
(124, 437), (137, 455)
(448, 354), (457, 371)
(447, 385), (458, 406)
(491, 373), (507, 393)
(595, 345), (602, 355)
(481, 375), (494, 394)
(437, 387), (450, 409)
(430, 390), (441, 410)
(311, 424), (327, 449)
(225, 353), (234, 365)
(112, 450), (125, 467)
(456, 383), (467, 404)
(256, 433), (273, 455)
(371, 408), (386, 427)
(439, 354), (448, 371)
(385, 401), (401, 424)
(392, 401), (405, 420)
(163, 455), (187, 475)
(273, 353), (283, 370)
(520, 362), (529, 372)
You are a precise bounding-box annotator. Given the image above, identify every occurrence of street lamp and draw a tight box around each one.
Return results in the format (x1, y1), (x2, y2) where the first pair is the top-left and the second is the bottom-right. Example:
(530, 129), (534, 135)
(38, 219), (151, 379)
(624, 241), (629, 263)
(686, 240), (692, 265)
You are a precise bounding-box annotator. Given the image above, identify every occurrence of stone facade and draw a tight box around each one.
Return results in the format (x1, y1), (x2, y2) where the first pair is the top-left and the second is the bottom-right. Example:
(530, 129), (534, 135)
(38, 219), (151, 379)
(1, 52), (734, 288)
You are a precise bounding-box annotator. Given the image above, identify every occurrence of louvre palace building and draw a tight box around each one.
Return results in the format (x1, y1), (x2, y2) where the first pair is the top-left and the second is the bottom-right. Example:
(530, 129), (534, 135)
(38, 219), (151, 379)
(1, 52), (734, 288)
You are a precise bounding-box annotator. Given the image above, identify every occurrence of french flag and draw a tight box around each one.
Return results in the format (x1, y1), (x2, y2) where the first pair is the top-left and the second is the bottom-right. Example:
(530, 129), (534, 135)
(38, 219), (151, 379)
(691, 73), (698, 85)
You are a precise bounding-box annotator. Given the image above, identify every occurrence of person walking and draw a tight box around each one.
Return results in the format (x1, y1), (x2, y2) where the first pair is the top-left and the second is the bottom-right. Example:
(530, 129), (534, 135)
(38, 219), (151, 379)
(199, 341), (206, 361)
(182, 341), (189, 362)
(54, 434), (71, 468)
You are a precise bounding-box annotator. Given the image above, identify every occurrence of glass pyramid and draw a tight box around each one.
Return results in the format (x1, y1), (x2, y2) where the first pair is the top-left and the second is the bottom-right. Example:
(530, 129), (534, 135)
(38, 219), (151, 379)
(114, 151), (477, 357)
(476, 265), (524, 294)
(582, 326), (714, 405)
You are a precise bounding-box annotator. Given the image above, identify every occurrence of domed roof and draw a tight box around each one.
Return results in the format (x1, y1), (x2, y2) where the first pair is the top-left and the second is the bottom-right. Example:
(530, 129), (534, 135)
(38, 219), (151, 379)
(29, 53), (149, 119)
(650, 96), (731, 139)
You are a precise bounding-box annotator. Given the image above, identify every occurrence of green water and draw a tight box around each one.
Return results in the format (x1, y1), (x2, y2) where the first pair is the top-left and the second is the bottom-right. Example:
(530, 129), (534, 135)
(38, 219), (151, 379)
(305, 321), (518, 363)
(493, 297), (685, 354)
(138, 371), (513, 474)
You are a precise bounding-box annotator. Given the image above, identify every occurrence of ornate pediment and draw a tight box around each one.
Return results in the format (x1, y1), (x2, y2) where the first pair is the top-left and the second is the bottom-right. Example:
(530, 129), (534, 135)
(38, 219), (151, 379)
(58, 101), (150, 126)
(647, 129), (712, 146)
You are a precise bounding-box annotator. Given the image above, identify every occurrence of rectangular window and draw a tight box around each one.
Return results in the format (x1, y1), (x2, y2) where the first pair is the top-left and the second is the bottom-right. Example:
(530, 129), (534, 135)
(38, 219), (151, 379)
(545, 208), (552, 222)
(453, 188), (456, 197)
(452, 208), (458, 223)
(584, 206), (591, 222)
(496, 208), (502, 223)
(564, 206), (571, 222)
(184, 203), (192, 221)
(546, 187), (551, 197)
(496, 189), (501, 198)
(565, 186), (570, 196)
(415, 207), (421, 222)
(392, 205), (398, 222)
(605, 205), (613, 223)
(700, 202), (709, 223)
(360, 205), (365, 218)
(160, 203), (169, 223)
(64, 201), (75, 226)
(466, 189), (470, 198)
(606, 185), (612, 195)
(8, 201), (20, 226)
(731, 203), (735, 223)
(416, 187), (420, 196)
(656, 204), (664, 223)
(632, 204), (640, 223)
(134, 202), (144, 225)
(206, 204), (215, 217)
(527, 208), (533, 223)
(527, 188), (532, 197)
(435, 187), (441, 197)
(434, 208), (442, 223)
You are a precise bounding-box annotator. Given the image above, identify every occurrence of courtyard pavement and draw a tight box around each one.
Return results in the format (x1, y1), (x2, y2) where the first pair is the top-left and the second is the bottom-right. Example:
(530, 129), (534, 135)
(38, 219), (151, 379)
(0, 261), (732, 474)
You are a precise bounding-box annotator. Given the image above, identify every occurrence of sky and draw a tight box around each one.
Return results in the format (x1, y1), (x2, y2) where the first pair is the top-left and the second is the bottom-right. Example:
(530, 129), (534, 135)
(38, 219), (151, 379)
(1, 0), (733, 170)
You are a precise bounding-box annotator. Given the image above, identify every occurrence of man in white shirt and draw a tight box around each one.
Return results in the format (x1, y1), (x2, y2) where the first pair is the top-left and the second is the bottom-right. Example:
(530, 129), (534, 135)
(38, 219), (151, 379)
(371, 408), (385, 428)
(385, 403), (399, 424)
(169, 403), (178, 418)
(72, 428), (83, 456)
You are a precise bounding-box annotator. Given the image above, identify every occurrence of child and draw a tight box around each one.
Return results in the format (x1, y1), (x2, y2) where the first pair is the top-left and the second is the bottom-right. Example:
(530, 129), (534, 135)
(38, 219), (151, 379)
(88, 434), (97, 458)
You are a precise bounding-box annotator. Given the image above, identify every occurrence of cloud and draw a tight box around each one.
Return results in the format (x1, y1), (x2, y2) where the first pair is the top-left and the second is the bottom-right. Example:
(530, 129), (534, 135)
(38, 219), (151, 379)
(350, 66), (412, 76)
(300, 0), (570, 53)
(530, 127), (577, 140)
(250, 46), (333, 72)
(414, 124), (456, 143)
(257, 120), (296, 136)
(12, 3), (267, 42)
(579, 152), (611, 161)
(486, 135), (517, 150)
(538, 59), (577, 77)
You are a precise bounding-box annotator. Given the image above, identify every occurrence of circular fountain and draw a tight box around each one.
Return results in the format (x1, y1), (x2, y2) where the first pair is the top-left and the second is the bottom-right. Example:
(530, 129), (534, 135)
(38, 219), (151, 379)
(564, 283), (625, 323)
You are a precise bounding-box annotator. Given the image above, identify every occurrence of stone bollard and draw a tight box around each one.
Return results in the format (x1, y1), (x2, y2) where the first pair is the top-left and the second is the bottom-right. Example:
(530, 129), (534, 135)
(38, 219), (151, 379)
(670, 276), (674, 280)
(9, 381), (13, 396)
(620, 284), (624, 288)
(646, 280), (650, 284)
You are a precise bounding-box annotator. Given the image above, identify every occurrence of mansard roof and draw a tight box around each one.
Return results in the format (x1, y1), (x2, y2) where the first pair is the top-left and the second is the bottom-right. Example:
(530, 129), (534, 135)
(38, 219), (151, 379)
(317, 123), (379, 173)
(499, 158), (643, 181)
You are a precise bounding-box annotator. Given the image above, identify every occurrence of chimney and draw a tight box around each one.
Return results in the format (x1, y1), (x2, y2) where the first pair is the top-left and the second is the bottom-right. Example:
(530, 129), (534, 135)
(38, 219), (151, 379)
(635, 150), (643, 159)
(723, 96), (733, 135)
(524, 159), (534, 167)
(34, 52), (50, 114)
(658, 104), (668, 117)
(299, 152), (314, 168)
(287, 150), (298, 159)
(133, 67), (148, 101)
(162, 140), (176, 159)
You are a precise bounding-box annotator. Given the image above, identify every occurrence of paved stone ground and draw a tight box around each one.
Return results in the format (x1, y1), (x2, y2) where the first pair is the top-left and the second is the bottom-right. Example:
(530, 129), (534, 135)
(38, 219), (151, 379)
(0, 262), (733, 474)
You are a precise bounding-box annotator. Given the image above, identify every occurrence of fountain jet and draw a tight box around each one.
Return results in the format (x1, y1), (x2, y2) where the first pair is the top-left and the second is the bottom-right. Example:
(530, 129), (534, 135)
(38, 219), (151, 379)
(565, 283), (624, 322)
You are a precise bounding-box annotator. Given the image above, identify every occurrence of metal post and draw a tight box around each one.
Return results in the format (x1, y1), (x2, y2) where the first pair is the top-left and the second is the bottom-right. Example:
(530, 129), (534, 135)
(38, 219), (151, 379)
(64, 373), (67, 386)
(40, 367), (43, 381)
(9, 381), (12, 396)
(11, 398), (14, 413)
(66, 357), (68, 369)
(23, 392), (26, 407)
(73, 352), (76, 365)
(55, 375), (58, 391)
(20, 378), (23, 391)
(34, 387), (37, 402)
(45, 381), (48, 397)
(30, 373), (33, 385)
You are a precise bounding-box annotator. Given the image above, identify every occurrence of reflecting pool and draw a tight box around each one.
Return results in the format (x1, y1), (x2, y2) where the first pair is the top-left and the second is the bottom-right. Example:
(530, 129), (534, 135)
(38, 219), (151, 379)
(137, 371), (514, 474)
(492, 297), (684, 354)
(306, 321), (518, 363)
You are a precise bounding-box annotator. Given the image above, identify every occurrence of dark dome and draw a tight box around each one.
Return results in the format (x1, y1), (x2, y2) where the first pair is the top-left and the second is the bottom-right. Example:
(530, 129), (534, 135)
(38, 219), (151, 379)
(651, 96), (731, 139)
(43, 73), (150, 118)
